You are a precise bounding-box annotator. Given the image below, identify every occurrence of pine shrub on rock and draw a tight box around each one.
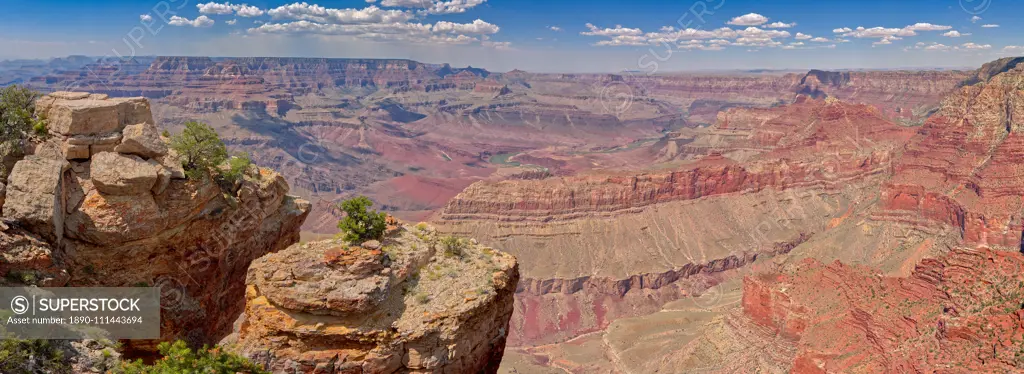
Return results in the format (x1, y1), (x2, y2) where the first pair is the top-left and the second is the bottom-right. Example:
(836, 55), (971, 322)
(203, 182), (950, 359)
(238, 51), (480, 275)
(337, 196), (387, 244)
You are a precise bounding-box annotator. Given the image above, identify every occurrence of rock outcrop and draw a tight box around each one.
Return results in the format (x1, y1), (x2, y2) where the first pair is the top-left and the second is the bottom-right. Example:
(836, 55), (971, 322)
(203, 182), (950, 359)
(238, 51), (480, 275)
(0, 92), (312, 353)
(226, 222), (519, 374)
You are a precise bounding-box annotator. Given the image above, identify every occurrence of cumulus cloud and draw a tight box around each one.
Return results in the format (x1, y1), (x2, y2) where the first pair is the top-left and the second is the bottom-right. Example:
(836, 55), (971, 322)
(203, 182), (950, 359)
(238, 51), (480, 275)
(942, 30), (961, 37)
(548, 26), (561, 32)
(169, 15), (215, 27)
(197, 2), (265, 17)
(765, 21), (795, 28)
(982, 24), (1000, 28)
(795, 32), (812, 40)
(904, 23), (952, 32)
(810, 37), (830, 42)
(582, 23), (794, 50)
(971, 16), (982, 23)
(433, 19), (499, 35)
(727, 13), (769, 26)
(581, 23), (643, 37)
(268, 3), (415, 24)
(908, 41), (992, 51)
(961, 42), (991, 50)
(832, 23), (952, 43)
(139, 14), (153, 22)
(234, 1), (505, 48)
(226, 19), (238, 25)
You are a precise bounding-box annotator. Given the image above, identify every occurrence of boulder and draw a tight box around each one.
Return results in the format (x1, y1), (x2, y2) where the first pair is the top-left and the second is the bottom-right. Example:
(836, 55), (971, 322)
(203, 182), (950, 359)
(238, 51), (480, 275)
(36, 93), (152, 136)
(1, 156), (69, 243)
(90, 152), (158, 195)
(116, 123), (167, 159)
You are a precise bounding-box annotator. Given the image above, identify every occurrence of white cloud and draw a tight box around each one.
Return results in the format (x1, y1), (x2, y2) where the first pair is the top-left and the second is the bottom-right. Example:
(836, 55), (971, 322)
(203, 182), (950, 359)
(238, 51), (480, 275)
(236, 4), (265, 17)
(226, 19), (238, 25)
(268, 3), (415, 24)
(942, 30), (961, 37)
(425, 0), (487, 15)
(982, 24), (1000, 28)
(908, 41), (992, 52)
(197, 2), (266, 17)
(1003, 46), (1024, 54)
(198, 2), (235, 15)
(872, 35), (901, 46)
(582, 23), (793, 50)
(377, 0), (486, 15)
(795, 32), (812, 40)
(790, 42), (804, 46)
(581, 23), (643, 37)
(139, 14), (153, 22)
(810, 37), (830, 42)
(834, 23), (952, 41)
(433, 19), (499, 35)
(727, 13), (769, 26)
(903, 23), (952, 32)
(548, 26), (561, 32)
(765, 21), (795, 29)
(971, 16), (982, 23)
(169, 15), (215, 27)
(961, 42), (991, 50)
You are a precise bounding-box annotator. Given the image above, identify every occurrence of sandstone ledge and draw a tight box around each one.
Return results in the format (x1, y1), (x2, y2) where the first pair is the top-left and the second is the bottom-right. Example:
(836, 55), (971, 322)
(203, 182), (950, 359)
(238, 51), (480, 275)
(227, 223), (519, 374)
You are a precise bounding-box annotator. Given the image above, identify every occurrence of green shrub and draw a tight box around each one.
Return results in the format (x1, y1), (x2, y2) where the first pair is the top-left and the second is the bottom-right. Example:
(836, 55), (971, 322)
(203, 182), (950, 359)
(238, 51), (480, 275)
(117, 340), (266, 374)
(220, 152), (252, 186)
(0, 338), (69, 374)
(169, 121), (228, 180)
(0, 85), (45, 172)
(440, 236), (466, 259)
(337, 196), (387, 244)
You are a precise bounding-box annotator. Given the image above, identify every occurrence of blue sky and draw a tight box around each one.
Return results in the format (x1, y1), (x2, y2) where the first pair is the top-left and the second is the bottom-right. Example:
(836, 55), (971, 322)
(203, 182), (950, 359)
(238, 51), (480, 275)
(0, 0), (1021, 72)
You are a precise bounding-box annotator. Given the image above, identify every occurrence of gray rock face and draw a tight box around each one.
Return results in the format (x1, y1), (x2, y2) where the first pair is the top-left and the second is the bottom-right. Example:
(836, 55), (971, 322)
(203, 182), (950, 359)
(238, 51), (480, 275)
(115, 123), (167, 159)
(1, 156), (69, 243)
(90, 152), (158, 195)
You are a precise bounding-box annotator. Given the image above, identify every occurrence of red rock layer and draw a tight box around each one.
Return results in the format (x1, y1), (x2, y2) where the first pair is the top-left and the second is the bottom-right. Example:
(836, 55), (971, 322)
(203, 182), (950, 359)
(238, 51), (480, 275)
(742, 247), (1024, 373)
(441, 97), (912, 222)
(877, 58), (1024, 249)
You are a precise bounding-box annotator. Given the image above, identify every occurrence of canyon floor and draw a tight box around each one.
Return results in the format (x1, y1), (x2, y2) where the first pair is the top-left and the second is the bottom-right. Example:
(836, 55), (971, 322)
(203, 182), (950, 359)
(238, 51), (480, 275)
(12, 55), (1024, 372)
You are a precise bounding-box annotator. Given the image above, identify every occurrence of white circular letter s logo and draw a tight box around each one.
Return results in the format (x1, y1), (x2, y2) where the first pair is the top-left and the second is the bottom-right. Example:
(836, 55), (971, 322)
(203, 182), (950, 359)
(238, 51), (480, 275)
(11, 296), (29, 315)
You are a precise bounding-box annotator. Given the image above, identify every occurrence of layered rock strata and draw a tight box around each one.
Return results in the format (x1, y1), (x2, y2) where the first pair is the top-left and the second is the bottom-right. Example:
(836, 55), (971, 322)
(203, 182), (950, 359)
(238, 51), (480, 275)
(877, 57), (1024, 249)
(227, 222), (519, 373)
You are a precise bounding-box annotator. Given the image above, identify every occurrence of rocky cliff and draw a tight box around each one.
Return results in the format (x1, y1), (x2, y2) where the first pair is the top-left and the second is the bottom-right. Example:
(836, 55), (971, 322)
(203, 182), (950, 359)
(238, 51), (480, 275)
(225, 221), (519, 373)
(877, 57), (1024, 250)
(0, 91), (311, 353)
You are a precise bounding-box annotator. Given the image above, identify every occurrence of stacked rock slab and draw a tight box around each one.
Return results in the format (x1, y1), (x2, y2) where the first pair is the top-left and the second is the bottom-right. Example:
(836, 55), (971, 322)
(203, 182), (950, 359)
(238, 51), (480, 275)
(226, 222), (519, 374)
(0, 92), (311, 352)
